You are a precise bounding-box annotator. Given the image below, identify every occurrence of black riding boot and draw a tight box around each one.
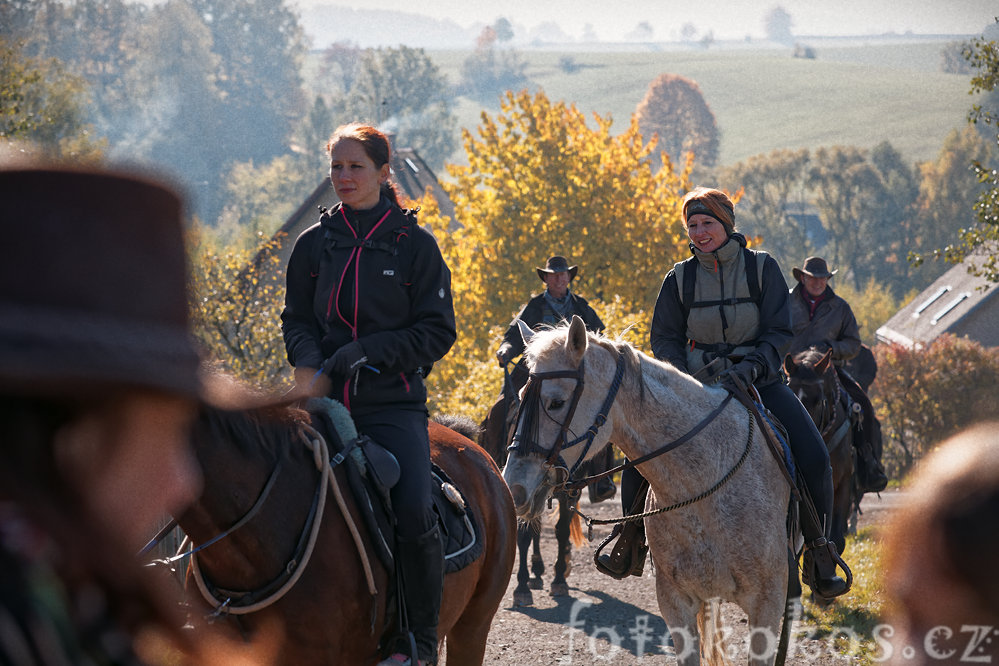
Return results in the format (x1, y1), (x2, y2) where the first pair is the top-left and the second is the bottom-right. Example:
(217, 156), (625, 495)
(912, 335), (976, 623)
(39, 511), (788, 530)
(594, 467), (648, 579)
(799, 468), (850, 600)
(393, 524), (443, 665)
(587, 445), (618, 504)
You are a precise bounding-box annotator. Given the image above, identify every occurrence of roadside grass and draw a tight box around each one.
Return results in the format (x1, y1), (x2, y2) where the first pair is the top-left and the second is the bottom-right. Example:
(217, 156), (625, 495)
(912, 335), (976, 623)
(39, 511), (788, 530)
(798, 525), (887, 665)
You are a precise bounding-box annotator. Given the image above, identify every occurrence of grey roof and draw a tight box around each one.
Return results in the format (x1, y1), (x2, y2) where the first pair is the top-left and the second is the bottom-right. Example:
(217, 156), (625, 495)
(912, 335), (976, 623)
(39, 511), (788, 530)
(875, 255), (999, 348)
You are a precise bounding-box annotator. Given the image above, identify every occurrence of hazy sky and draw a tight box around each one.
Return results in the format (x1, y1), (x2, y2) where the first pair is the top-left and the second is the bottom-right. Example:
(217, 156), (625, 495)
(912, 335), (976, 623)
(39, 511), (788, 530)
(290, 0), (997, 41)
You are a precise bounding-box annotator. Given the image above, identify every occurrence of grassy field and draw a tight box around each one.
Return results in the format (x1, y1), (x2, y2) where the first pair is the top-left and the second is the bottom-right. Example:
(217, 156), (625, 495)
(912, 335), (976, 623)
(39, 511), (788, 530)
(426, 39), (972, 170)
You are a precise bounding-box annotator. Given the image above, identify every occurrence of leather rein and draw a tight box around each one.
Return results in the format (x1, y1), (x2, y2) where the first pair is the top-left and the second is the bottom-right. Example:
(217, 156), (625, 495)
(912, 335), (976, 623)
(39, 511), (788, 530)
(509, 348), (734, 495)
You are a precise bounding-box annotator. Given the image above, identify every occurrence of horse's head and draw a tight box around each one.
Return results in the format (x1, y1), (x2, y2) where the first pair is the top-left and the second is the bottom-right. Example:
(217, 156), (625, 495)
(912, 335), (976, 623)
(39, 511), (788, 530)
(784, 347), (835, 428)
(502, 315), (621, 520)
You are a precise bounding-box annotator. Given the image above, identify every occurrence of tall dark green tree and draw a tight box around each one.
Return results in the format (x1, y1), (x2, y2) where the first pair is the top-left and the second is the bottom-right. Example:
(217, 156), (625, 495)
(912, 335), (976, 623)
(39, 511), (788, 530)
(719, 148), (812, 268)
(186, 0), (307, 218)
(335, 46), (456, 170)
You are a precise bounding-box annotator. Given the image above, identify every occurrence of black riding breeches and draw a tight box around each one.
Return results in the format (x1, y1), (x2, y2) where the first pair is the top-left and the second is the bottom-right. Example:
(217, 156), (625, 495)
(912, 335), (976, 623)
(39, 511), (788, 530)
(352, 408), (435, 539)
(757, 381), (834, 530)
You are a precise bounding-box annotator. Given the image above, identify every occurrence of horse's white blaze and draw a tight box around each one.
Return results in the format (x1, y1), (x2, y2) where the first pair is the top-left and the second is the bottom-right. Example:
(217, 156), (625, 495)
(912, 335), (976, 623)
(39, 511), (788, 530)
(504, 315), (790, 666)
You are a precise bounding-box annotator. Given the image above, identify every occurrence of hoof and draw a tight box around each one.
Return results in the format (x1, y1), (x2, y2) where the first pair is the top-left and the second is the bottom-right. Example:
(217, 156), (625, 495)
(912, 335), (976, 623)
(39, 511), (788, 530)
(513, 590), (534, 607)
(528, 577), (543, 590)
(550, 582), (569, 597)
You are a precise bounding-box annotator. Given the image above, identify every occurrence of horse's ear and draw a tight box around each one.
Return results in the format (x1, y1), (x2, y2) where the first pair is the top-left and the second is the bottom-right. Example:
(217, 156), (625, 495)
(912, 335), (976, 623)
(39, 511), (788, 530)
(815, 349), (833, 374)
(566, 315), (588, 362)
(516, 319), (535, 346)
(783, 354), (797, 376)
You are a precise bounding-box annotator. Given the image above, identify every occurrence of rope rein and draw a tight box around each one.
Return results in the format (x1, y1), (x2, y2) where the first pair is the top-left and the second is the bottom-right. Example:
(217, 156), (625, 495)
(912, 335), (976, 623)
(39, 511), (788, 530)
(187, 422), (377, 616)
(576, 406), (756, 533)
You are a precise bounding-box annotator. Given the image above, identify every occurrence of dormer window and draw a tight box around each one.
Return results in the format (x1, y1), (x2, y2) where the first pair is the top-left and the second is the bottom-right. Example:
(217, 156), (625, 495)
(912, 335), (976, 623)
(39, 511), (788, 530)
(914, 286), (951, 316)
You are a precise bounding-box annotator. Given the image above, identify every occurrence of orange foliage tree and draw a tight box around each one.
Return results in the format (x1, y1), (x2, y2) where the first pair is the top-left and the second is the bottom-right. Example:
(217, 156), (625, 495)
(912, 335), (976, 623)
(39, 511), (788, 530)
(871, 335), (999, 478)
(416, 89), (694, 417)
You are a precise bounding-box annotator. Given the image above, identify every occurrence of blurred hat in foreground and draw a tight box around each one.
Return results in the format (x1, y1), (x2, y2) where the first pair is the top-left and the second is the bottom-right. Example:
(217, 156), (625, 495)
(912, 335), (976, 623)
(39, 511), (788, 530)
(0, 164), (201, 397)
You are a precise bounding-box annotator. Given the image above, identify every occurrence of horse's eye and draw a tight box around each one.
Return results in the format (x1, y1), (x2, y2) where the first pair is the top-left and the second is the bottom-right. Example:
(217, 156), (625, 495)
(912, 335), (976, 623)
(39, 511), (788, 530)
(548, 399), (565, 411)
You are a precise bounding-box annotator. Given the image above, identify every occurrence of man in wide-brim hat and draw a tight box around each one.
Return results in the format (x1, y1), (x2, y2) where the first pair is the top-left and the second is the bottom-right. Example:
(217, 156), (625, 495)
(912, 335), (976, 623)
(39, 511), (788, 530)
(494, 254), (616, 502)
(788, 255), (888, 494)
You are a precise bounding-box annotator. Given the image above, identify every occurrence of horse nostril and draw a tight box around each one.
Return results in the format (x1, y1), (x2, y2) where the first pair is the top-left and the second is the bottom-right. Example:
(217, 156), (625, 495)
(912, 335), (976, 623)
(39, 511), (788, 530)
(509, 484), (527, 507)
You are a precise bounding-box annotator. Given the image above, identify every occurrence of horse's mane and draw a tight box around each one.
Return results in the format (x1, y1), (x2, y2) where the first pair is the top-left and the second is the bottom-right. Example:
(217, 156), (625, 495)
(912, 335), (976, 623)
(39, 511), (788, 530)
(197, 372), (309, 458)
(795, 348), (828, 367)
(432, 413), (481, 442)
(523, 322), (703, 405)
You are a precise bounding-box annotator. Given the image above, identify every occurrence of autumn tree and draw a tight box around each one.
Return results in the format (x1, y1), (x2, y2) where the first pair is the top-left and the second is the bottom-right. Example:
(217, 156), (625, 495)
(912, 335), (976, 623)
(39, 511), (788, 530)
(190, 229), (289, 388)
(410, 90), (692, 415)
(0, 38), (104, 160)
(634, 73), (719, 171)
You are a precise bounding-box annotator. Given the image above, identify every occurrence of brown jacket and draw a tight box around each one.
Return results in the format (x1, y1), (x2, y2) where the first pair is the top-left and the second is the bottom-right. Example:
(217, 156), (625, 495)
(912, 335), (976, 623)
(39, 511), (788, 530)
(788, 282), (861, 365)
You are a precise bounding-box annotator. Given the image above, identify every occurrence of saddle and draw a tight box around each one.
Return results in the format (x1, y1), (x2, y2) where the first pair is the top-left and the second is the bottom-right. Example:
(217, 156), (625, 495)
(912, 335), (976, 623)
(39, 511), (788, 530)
(304, 398), (483, 574)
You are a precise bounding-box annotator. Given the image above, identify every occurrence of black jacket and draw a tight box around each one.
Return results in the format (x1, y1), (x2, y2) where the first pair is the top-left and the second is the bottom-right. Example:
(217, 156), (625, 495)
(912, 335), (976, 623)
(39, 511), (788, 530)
(281, 198), (456, 414)
(499, 290), (605, 360)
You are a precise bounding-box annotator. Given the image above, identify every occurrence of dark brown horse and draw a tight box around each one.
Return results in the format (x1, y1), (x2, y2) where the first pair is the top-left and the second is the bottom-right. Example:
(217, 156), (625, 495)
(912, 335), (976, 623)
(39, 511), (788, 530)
(480, 387), (584, 607)
(178, 388), (516, 664)
(784, 348), (856, 555)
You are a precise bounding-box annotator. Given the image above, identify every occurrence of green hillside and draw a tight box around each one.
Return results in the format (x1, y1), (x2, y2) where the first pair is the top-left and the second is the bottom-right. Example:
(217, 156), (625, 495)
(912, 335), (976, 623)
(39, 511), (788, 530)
(429, 40), (972, 169)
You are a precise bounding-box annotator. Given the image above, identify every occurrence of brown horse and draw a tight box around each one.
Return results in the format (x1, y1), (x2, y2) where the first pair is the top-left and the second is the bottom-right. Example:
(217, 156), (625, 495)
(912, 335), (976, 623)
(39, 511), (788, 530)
(784, 348), (856, 555)
(177, 388), (517, 664)
(479, 380), (584, 607)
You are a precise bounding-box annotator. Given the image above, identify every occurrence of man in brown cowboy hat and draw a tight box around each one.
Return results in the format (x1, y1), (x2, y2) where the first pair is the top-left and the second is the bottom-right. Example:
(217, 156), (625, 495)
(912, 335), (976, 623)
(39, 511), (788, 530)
(494, 255), (616, 502)
(789, 256), (888, 493)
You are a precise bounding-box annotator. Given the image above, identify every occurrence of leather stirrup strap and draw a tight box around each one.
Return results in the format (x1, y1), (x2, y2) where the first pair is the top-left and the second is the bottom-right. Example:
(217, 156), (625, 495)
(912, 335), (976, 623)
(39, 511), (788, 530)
(725, 378), (800, 500)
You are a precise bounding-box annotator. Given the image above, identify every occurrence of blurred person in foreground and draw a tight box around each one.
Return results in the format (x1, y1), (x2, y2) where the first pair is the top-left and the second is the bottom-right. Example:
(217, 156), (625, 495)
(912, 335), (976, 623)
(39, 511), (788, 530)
(0, 162), (256, 664)
(882, 422), (999, 665)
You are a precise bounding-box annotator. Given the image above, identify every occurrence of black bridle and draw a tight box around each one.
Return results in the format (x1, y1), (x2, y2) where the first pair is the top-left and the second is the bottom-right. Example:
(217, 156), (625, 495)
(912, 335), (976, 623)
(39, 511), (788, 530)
(509, 350), (627, 482)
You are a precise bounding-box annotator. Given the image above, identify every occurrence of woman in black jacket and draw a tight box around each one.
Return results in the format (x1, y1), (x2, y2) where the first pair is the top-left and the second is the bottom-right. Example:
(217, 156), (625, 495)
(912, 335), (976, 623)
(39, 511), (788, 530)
(597, 187), (850, 602)
(281, 123), (456, 666)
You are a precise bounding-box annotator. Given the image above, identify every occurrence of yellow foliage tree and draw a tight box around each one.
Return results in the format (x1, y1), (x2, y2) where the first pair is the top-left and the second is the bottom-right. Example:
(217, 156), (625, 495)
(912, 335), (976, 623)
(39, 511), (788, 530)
(418, 89), (695, 418)
(189, 227), (291, 389)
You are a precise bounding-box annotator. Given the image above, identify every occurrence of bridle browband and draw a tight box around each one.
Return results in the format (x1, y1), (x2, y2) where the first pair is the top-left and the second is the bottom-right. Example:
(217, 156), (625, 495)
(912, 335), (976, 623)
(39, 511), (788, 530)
(509, 349), (627, 481)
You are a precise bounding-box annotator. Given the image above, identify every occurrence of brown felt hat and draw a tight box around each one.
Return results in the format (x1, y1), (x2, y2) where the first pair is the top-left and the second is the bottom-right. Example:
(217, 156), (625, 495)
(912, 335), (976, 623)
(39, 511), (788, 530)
(536, 255), (578, 282)
(0, 165), (202, 398)
(792, 256), (837, 282)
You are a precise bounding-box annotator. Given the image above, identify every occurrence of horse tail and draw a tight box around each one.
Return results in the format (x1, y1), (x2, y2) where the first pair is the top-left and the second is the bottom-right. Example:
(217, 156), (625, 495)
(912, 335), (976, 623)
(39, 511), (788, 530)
(697, 598), (732, 666)
(569, 511), (584, 548)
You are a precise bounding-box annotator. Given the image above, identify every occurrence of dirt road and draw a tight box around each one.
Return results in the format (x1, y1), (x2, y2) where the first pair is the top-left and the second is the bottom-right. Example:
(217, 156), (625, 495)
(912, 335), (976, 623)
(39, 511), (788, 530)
(479, 489), (902, 664)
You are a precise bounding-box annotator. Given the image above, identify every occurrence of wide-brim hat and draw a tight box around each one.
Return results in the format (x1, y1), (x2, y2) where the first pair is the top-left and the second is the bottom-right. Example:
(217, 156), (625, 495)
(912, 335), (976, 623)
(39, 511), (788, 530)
(0, 165), (203, 399)
(536, 255), (578, 281)
(792, 256), (837, 282)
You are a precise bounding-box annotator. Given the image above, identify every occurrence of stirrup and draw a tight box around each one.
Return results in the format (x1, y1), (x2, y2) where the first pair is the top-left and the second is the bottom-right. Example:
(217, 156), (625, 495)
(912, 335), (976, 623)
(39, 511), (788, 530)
(802, 537), (852, 600)
(594, 523), (647, 580)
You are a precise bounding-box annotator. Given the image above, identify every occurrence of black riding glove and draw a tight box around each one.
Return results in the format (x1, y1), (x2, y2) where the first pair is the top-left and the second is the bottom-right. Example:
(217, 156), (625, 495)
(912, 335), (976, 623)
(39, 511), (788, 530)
(322, 341), (368, 377)
(719, 359), (760, 392)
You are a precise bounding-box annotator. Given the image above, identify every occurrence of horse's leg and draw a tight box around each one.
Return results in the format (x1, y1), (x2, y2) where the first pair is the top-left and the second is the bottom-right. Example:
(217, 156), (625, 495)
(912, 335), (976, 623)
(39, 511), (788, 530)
(529, 524), (544, 589)
(743, 586), (788, 666)
(549, 494), (573, 596)
(512, 524), (535, 607)
(829, 441), (852, 556)
(655, 588), (701, 666)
